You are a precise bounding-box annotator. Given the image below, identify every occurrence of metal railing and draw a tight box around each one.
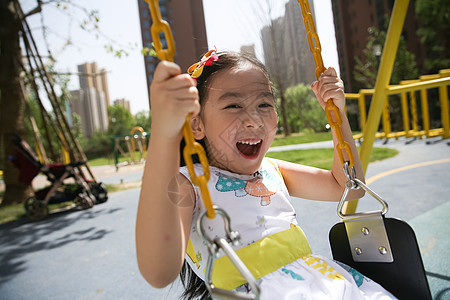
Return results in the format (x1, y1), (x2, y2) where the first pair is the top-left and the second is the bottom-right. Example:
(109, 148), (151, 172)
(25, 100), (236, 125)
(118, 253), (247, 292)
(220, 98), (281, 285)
(346, 69), (450, 142)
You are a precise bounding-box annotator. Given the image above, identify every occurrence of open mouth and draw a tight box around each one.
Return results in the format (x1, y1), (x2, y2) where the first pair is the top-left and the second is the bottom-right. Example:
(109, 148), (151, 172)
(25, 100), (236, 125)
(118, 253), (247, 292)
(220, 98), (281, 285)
(236, 140), (262, 159)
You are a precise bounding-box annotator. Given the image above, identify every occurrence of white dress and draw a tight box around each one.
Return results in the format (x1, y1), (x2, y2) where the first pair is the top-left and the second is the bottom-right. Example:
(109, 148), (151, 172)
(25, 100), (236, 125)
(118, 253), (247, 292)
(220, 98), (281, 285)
(179, 158), (396, 299)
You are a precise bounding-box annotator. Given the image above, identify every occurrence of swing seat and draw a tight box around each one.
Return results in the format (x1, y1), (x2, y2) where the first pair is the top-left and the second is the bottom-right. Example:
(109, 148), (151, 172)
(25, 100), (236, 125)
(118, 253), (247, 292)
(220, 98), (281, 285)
(329, 216), (432, 300)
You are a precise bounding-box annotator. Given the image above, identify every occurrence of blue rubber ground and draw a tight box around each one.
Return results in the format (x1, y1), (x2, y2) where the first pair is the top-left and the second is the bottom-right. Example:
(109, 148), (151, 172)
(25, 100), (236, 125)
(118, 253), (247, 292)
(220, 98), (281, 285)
(0, 137), (448, 299)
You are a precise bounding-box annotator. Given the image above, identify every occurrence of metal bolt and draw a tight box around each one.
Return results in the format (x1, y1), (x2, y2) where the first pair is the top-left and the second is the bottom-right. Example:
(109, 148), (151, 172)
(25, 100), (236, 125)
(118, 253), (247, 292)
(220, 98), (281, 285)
(361, 227), (370, 235)
(355, 247), (362, 255)
(379, 246), (388, 255)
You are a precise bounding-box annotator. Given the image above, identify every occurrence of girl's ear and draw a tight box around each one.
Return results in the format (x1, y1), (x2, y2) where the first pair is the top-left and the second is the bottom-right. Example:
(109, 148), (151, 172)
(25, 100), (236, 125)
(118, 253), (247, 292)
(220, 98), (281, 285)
(190, 115), (205, 140)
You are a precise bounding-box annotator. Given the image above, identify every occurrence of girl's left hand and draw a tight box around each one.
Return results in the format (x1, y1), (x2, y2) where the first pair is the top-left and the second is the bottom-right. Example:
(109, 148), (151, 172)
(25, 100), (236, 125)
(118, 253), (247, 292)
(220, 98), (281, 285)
(311, 67), (345, 111)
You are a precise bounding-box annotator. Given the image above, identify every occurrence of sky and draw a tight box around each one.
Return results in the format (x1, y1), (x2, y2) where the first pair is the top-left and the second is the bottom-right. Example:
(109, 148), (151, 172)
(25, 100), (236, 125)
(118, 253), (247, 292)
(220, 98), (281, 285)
(23, 0), (339, 116)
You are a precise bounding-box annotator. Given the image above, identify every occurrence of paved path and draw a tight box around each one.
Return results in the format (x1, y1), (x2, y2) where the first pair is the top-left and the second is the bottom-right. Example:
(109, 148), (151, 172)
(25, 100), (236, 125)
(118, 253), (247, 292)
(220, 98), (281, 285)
(0, 137), (449, 299)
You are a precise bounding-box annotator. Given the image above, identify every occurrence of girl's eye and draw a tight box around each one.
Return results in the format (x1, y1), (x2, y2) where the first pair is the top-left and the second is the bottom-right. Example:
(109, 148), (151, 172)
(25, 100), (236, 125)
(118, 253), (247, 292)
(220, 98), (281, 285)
(259, 103), (273, 108)
(224, 104), (241, 109)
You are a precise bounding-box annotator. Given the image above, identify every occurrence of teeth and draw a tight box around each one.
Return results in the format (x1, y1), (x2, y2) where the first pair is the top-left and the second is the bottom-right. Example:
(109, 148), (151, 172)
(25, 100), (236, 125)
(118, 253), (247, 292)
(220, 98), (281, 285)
(238, 140), (261, 146)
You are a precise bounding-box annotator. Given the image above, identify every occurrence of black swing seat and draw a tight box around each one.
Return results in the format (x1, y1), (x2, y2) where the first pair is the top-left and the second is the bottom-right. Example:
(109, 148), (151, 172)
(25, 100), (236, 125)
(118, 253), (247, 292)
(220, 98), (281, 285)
(329, 216), (432, 300)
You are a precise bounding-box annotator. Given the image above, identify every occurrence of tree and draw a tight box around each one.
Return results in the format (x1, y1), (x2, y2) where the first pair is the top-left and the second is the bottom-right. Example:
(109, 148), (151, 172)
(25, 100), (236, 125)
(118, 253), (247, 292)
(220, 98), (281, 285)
(0, 0), (130, 206)
(282, 83), (328, 133)
(415, 0), (450, 73)
(353, 26), (418, 90)
(134, 110), (151, 131)
(70, 113), (85, 143)
(353, 26), (419, 132)
(0, 0), (33, 205)
(82, 130), (112, 159)
(107, 105), (135, 136)
(265, 17), (291, 137)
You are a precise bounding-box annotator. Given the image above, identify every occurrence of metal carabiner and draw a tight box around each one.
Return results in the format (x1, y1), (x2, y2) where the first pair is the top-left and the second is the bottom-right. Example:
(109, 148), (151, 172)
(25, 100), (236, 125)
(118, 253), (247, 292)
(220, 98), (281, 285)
(337, 162), (389, 219)
(197, 206), (261, 300)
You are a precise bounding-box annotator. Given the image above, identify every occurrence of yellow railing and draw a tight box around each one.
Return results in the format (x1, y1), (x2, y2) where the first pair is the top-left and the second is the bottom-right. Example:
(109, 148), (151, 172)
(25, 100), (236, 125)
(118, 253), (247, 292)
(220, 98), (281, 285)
(342, 0), (450, 214)
(347, 69), (450, 142)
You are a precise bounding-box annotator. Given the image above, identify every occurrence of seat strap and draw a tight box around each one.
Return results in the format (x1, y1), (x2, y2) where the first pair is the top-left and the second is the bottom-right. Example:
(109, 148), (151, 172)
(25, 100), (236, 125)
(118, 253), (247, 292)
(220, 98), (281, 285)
(210, 225), (312, 290)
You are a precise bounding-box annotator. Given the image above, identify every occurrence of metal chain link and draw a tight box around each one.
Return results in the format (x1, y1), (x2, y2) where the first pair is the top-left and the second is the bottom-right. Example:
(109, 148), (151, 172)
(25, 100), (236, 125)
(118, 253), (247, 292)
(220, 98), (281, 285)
(145, 0), (175, 61)
(298, 0), (355, 168)
(145, 0), (215, 218)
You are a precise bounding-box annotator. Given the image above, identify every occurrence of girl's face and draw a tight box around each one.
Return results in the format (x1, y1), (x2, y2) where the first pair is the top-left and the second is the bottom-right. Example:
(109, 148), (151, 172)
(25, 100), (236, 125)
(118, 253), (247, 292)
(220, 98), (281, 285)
(193, 64), (278, 175)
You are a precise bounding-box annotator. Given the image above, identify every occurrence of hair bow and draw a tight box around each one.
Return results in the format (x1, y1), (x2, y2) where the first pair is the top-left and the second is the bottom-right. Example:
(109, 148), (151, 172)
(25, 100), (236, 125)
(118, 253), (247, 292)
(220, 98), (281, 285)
(187, 48), (219, 79)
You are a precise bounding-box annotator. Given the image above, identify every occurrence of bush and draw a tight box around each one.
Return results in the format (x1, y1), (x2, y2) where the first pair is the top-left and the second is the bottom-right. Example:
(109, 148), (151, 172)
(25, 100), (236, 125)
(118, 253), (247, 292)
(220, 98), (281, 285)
(82, 131), (113, 159)
(280, 83), (328, 133)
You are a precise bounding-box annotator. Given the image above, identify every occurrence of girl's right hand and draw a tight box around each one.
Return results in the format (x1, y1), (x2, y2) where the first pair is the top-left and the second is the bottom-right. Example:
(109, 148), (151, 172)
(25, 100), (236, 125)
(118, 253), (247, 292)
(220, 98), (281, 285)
(310, 67), (345, 112)
(150, 61), (200, 141)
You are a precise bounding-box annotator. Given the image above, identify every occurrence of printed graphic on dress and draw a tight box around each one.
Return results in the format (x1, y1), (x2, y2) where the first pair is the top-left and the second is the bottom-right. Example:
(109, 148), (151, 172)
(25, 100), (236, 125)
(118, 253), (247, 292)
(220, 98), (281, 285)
(302, 255), (345, 281)
(256, 216), (267, 229)
(215, 170), (282, 206)
(281, 268), (305, 281)
(335, 261), (365, 287)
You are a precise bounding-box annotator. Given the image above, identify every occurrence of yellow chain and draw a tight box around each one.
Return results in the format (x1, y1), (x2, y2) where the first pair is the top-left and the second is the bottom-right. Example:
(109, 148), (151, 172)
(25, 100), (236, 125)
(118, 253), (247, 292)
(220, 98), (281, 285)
(145, 0), (175, 61)
(298, 0), (354, 168)
(145, 0), (216, 218)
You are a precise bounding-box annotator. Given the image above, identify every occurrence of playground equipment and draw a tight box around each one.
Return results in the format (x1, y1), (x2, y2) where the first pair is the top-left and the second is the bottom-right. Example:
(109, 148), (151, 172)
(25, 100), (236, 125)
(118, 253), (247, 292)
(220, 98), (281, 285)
(145, 0), (432, 298)
(347, 69), (450, 142)
(7, 0), (108, 219)
(300, 0), (430, 298)
(112, 126), (149, 169)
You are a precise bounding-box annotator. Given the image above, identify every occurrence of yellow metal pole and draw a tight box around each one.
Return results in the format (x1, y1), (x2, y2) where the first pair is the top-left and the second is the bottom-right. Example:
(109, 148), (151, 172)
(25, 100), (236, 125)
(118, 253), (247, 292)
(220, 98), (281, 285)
(358, 93), (367, 131)
(410, 91), (419, 135)
(359, 0), (410, 171)
(345, 0), (410, 214)
(400, 92), (410, 135)
(358, 90), (374, 131)
(382, 97), (392, 139)
(420, 89), (430, 137)
(439, 70), (450, 138)
(439, 86), (450, 138)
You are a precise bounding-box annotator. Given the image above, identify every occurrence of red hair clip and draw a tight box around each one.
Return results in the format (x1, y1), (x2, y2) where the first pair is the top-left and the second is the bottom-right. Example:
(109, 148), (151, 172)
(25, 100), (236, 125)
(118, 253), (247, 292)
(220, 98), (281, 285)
(187, 48), (219, 79)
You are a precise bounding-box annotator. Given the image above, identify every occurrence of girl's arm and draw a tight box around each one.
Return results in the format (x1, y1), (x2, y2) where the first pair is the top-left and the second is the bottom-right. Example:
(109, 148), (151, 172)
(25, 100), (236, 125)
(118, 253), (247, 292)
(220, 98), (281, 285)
(277, 67), (365, 202)
(136, 61), (199, 288)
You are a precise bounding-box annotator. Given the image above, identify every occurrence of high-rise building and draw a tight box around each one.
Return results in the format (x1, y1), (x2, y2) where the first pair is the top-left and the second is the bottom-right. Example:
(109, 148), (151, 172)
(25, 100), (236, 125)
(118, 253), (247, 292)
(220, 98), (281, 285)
(240, 45), (257, 58)
(70, 88), (108, 137)
(78, 62), (111, 107)
(261, 0), (317, 90)
(114, 98), (131, 112)
(331, 0), (425, 92)
(137, 0), (208, 101)
(69, 62), (109, 137)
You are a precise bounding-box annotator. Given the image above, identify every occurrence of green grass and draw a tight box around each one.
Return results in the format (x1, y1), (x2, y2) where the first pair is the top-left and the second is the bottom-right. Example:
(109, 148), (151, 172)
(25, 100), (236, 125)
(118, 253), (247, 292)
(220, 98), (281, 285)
(271, 132), (333, 147)
(88, 156), (130, 167)
(86, 132), (356, 167)
(0, 204), (26, 224)
(0, 182), (140, 224)
(87, 152), (147, 166)
(0, 132), (396, 224)
(87, 157), (115, 167)
(0, 200), (75, 224)
(266, 147), (399, 170)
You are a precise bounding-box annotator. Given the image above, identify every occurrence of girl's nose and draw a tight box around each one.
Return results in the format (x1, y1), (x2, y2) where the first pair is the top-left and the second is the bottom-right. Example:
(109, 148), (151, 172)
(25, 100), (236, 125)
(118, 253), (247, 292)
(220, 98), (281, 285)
(242, 109), (264, 129)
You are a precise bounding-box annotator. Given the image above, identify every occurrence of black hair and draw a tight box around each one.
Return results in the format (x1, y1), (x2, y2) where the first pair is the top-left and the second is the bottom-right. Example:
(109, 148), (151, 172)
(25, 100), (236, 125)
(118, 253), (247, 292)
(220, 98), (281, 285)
(179, 51), (271, 300)
(180, 262), (211, 300)
(179, 51), (272, 167)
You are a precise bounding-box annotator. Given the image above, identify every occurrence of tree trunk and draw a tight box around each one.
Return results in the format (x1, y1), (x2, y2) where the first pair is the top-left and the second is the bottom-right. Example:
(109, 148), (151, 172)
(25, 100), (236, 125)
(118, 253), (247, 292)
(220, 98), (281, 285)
(266, 4), (290, 137)
(0, 0), (33, 206)
(278, 89), (290, 136)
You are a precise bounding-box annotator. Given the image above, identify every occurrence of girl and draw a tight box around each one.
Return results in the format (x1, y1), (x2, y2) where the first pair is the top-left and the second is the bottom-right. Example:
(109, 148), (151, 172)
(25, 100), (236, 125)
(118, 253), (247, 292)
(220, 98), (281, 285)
(136, 50), (395, 299)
